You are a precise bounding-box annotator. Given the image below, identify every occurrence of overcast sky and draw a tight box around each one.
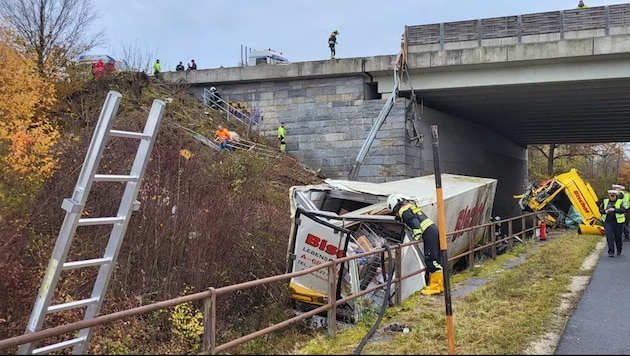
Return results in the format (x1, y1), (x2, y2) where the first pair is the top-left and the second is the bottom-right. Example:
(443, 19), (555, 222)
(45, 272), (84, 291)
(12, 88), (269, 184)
(89, 0), (625, 71)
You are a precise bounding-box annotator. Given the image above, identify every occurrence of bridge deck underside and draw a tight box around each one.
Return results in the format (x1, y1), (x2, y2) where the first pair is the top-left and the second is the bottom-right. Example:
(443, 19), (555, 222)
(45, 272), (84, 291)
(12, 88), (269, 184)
(411, 78), (630, 146)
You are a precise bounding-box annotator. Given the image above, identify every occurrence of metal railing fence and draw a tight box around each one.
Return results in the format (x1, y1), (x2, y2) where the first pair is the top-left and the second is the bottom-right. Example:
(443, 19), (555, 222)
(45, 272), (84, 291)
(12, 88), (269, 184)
(0, 211), (550, 355)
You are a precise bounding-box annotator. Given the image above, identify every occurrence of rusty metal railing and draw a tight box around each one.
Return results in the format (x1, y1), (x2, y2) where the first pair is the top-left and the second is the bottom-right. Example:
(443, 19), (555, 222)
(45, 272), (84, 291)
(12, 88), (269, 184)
(0, 211), (549, 355)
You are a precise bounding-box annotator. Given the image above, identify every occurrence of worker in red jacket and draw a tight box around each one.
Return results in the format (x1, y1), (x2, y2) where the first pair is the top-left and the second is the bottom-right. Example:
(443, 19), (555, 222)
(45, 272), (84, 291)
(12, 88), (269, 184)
(93, 59), (105, 78)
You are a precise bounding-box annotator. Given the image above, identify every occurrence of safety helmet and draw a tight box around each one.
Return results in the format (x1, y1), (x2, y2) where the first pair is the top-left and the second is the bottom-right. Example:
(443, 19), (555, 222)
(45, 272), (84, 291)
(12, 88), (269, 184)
(333, 30), (339, 35)
(612, 184), (625, 191)
(210, 87), (216, 92)
(387, 194), (408, 211)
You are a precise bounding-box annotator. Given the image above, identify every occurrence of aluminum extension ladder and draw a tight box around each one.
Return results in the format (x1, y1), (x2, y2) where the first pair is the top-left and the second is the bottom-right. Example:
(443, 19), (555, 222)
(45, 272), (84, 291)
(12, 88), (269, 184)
(18, 91), (165, 355)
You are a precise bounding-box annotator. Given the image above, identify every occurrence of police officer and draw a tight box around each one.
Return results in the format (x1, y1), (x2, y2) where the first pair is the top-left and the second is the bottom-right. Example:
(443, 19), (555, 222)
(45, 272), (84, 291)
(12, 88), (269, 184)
(600, 189), (626, 257)
(387, 194), (443, 295)
(612, 184), (630, 241)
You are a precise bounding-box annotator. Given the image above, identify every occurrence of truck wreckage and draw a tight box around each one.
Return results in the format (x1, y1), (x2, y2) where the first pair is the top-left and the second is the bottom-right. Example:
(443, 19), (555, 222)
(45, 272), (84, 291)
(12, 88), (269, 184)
(513, 168), (604, 235)
(286, 174), (497, 323)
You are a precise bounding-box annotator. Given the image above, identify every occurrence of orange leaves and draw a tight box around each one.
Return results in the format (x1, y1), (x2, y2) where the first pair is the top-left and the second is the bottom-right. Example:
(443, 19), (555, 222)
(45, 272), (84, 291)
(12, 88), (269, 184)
(0, 28), (59, 184)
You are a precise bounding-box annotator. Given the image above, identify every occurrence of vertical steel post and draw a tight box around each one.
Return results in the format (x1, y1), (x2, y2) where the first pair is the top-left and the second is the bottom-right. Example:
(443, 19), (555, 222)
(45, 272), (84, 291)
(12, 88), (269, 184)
(431, 125), (456, 355)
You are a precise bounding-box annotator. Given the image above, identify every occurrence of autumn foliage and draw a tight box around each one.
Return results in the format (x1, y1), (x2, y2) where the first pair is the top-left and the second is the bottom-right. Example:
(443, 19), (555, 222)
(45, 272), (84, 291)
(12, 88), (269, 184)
(0, 28), (60, 212)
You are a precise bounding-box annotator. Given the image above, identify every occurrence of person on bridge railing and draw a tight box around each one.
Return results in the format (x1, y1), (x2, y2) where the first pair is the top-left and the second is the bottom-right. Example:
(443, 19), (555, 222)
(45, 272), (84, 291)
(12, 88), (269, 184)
(612, 184), (630, 241)
(387, 194), (443, 295)
(600, 189), (626, 257)
(577, 0), (588, 9)
(328, 30), (339, 59)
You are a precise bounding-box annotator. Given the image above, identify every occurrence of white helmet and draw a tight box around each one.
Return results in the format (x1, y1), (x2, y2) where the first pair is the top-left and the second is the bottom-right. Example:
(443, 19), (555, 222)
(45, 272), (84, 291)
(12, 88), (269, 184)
(387, 194), (408, 211)
(210, 86), (216, 92)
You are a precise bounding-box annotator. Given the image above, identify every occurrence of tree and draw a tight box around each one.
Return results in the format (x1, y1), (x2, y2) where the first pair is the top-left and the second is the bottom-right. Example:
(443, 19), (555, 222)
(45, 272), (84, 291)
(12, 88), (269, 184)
(0, 27), (59, 212)
(0, 0), (104, 75)
(528, 143), (627, 196)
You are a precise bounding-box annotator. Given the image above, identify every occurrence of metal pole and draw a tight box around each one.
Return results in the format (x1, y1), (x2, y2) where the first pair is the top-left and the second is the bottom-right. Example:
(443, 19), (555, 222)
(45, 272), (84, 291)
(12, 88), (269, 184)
(326, 263), (337, 338)
(431, 125), (456, 355)
(203, 295), (211, 352)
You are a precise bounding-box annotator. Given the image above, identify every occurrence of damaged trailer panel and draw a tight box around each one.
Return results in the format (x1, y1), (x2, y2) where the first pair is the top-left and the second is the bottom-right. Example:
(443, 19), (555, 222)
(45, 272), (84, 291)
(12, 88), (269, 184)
(286, 174), (497, 322)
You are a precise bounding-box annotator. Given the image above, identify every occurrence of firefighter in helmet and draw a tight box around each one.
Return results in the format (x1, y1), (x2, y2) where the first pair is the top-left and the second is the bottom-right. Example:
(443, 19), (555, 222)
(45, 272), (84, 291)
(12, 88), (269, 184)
(328, 30), (339, 59)
(387, 193), (443, 295)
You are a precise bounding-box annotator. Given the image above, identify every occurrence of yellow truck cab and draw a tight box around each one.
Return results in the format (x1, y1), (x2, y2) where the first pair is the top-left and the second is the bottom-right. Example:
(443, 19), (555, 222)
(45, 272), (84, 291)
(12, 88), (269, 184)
(514, 168), (604, 235)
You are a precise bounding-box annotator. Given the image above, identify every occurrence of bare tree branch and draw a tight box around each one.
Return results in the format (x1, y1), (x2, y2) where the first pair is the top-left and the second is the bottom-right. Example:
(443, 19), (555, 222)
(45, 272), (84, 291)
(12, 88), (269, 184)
(0, 0), (105, 75)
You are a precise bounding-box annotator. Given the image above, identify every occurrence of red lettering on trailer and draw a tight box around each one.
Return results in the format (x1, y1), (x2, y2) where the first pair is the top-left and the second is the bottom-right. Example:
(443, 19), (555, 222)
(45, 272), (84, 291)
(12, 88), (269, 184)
(573, 190), (591, 214)
(452, 202), (486, 240)
(304, 233), (344, 258)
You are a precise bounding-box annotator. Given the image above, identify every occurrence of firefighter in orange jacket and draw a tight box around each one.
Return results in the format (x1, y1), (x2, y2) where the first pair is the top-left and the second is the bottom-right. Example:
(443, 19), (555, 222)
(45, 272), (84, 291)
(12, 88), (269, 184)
(387, 194), (443, 295)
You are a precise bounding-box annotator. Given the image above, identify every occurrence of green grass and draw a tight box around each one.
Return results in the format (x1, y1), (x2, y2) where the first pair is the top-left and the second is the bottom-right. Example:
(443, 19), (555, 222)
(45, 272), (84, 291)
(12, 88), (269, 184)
(293, 232), (602, 355)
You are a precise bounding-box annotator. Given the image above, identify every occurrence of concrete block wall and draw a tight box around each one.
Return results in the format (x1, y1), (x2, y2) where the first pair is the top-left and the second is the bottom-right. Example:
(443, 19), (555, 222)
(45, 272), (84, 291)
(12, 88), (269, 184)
(191, 76), (409, 182)
(188, 76), (527, 217)
(411, 105), (527, 217)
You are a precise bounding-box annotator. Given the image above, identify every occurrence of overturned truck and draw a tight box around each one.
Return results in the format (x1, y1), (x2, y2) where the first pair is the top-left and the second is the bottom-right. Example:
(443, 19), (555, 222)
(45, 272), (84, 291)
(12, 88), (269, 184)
(286, 174), (497, 323)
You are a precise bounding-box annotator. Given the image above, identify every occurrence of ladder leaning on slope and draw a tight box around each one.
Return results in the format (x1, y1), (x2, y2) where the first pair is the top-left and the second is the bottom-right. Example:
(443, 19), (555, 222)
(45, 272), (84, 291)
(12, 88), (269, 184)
(18, 91), (165, 355)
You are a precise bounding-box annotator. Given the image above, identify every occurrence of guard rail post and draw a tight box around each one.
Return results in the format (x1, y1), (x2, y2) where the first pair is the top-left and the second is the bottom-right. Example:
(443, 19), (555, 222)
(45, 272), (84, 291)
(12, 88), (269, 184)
(521, 216), (526, 241)
(394, 246), (402, 305)
(468, 230), (475, 269)
(202, 287), (217, 355)
(326, 263), (337, 338)
(490, 223), (497, 259)
(508, 220), (514, 249)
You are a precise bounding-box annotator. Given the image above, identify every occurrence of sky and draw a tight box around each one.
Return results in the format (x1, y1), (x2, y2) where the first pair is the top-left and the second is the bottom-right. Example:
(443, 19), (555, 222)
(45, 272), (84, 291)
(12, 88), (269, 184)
(89, 0), (625, 72)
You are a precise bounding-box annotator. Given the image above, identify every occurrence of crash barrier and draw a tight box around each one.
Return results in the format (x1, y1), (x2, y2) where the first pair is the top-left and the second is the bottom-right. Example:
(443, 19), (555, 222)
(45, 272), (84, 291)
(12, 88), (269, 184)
(0, 211), (548, 355)
(406, 4), (629, 48)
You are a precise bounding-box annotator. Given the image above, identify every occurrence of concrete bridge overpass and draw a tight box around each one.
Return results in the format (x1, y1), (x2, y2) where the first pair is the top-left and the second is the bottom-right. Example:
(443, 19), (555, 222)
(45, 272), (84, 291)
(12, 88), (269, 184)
(163, 3), (630, 217)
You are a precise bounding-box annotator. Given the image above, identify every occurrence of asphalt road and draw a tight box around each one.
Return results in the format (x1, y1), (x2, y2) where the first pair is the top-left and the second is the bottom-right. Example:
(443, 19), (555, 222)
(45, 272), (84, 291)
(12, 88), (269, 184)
(555, 239), (630, 355)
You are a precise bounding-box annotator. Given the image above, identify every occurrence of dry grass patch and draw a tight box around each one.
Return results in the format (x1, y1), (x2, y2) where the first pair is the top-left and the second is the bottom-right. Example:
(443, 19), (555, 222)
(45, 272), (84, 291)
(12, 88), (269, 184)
(296, 232), (601, 355)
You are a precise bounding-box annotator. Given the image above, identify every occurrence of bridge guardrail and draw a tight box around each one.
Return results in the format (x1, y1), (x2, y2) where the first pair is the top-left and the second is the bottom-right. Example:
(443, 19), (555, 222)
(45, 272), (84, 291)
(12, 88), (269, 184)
(406, 4), (630, 48)
(0, 211), (551, 355)
(202, 88), (261, 137)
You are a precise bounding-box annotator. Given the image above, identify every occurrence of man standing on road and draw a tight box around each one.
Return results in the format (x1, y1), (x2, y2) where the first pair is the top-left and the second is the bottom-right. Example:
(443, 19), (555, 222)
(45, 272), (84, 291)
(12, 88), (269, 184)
(600, 189), (626, 257)
(612, 184), (630, 241)
(277, 122), (286, 153)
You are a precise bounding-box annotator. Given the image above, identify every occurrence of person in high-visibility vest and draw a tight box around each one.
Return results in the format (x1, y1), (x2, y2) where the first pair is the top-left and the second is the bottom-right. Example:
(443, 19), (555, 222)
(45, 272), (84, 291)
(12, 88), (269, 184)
(277, 122), (286, 153)
(387, 194), (443, 295)
(153, 59), (162, 80)
(600, 189), (626, 257)
(328, 30), (339, 59)
(577, 0), (588, 9)
(612, 184), (630, 241)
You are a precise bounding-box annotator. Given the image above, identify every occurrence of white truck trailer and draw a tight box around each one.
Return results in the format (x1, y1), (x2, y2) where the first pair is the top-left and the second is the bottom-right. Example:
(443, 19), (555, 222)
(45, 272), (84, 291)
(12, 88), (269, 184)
(286, 174), (497, 323)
